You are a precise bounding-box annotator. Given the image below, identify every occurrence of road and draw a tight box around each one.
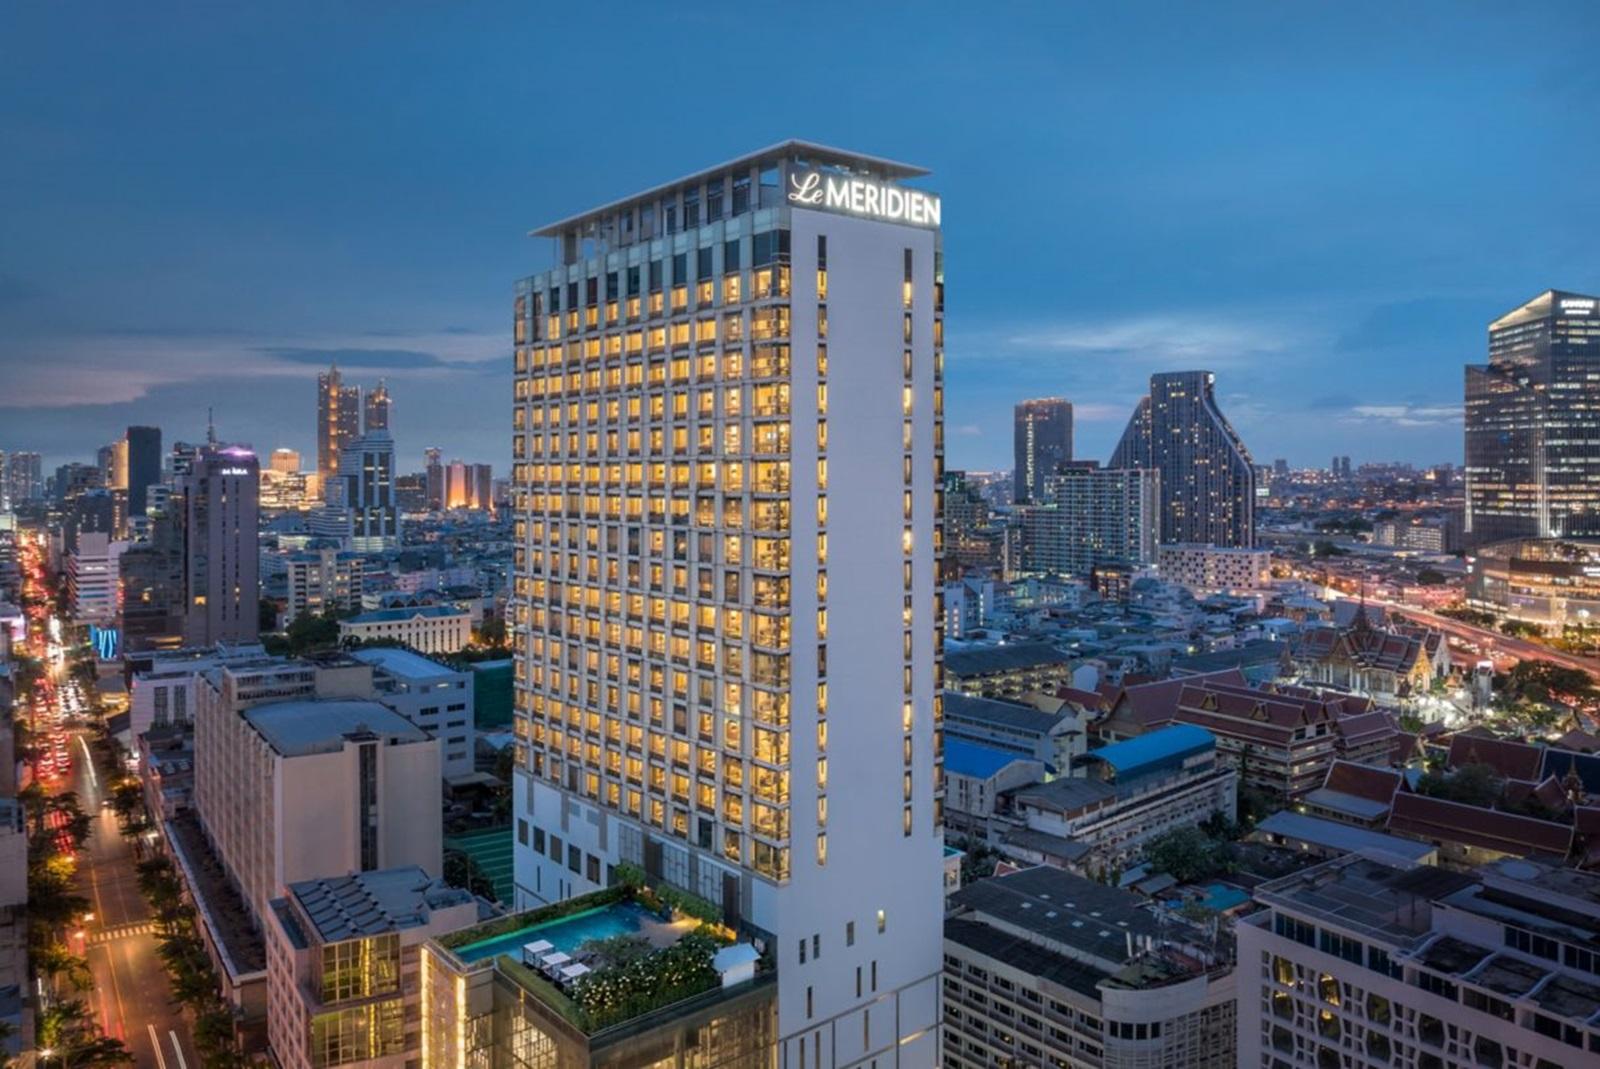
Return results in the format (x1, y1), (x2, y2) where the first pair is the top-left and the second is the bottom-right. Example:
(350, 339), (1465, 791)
(19, 522), (196, 1069)
(69, 731), (195, 1069)
(1380, 601), (1600, 681)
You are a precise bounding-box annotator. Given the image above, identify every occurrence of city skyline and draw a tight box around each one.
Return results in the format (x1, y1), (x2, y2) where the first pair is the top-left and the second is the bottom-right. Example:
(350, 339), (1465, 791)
(4, 4), (1597, 471)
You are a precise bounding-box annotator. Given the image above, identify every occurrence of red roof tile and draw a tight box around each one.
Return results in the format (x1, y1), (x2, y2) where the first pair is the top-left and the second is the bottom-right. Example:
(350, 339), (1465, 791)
(1446, 736), (1544, 781)
(1387, 793), (1573, 859)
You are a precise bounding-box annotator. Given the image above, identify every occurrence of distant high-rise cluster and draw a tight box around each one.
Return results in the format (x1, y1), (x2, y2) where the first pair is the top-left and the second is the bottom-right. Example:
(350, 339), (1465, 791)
(0, 451), (43, 509)
(1465, 289), (1600, 545)
(1111, 369), (1256, 547)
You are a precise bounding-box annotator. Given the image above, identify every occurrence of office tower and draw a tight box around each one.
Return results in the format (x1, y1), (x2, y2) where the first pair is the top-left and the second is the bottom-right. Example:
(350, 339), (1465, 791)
(179, 445), (261, 645)
(1465, 289), (1600, 545)
(124, 425), (162, 517)
(508, 142), (944, 1064)
(1240, 854), (1600, 1068)
(3, 451), (43, 506)
(1015, 463), (1159, 577)
(68, 531), (125, 624)
(1273, 458), (1289, 477)
(1012, 397), (1073, 505)
(63, 489), (116, 554)
(336, 431), (400, 552)
(423, 447), (443, 509)
(316, 363), (361, 481)
(269, 447), (301, 474)
(168, 440), (203, 482)
(363, 377), (391, 433)
(1111, 370), (1256, 547)
(118, 514), (185, 653)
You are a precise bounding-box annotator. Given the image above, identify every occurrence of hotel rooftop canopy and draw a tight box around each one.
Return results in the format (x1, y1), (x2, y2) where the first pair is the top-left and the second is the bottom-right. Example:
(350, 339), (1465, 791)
(530, 140), (933, 257)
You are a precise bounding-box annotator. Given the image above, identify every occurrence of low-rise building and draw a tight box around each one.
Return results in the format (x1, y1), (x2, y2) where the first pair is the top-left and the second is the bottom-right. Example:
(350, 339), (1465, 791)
(1239, 855), (1600, 1068)
(942, 690), (1084, 774)
(943, 739), (1046, 841)
(944, 865), (1237, 1068)
(1002, 724), (1237, 877)
(338, 605), (471, 654)
(944, 642), (1076, 701)
(1165, 679), (1376, 798)
(265, 867), (479, 1069)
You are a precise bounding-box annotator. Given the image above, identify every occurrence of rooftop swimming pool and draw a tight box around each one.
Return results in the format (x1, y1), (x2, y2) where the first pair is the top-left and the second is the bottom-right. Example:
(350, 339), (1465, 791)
(453, 901), (657, 964)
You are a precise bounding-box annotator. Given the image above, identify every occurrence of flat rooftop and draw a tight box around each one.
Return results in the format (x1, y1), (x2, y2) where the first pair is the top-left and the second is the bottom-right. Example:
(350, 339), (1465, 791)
(352, 646), (460, 680)
(1253, 810), (1434, 864)
(242, 698), (428, 757)
(949, 865), (1159, 968)
(1255, 856), (1475, 947)
(286, 866), (474, 943)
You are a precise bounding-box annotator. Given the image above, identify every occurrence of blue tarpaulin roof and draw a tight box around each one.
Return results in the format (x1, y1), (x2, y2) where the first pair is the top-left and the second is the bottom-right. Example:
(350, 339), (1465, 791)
(944, 738), (1030, 780)
(1083, 724), (1215, 776)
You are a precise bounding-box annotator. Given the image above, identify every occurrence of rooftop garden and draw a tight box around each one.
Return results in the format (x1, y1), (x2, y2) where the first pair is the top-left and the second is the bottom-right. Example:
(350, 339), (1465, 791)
(441, 866), (767, 1035)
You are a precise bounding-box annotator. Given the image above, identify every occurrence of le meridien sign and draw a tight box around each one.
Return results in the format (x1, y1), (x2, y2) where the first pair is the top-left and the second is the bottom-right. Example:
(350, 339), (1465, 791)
(787, 169), (941, 228)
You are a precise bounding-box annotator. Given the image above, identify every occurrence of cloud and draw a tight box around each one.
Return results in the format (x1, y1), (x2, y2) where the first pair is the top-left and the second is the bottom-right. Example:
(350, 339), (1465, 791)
(953, 423), (983, 437)
(259, 346), (451, 369)
(1342, 403), (1461, 428)
(998, 314), (1294, 368)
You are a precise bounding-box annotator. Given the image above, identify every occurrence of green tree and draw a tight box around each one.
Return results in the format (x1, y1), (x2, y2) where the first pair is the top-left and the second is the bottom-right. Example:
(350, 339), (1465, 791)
(1145, 826), (1231, 884)
(33, 940), (94, 993)
(1416, 762), (1503, 808)
(1415, 569), (1446, 586)
(443, 848), (498, 902)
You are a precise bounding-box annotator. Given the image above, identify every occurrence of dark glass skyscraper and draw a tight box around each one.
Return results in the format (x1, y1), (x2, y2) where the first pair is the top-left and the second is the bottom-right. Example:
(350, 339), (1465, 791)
(1012, 397), (1072, 504)
(1465, 289), (1600, 545)
(1110, 370), (1255, 547)
(125, 425), (162, 517)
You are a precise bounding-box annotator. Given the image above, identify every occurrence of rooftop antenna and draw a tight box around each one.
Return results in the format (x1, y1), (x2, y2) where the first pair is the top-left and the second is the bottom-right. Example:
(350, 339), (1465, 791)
(206, 407), (217, 447)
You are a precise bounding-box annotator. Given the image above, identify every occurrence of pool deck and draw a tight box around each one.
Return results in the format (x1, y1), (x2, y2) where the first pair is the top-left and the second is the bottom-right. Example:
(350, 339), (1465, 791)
(454, 901), (698, 965)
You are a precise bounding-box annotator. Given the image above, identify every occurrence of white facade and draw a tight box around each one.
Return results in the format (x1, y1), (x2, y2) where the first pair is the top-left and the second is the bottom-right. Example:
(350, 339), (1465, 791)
(511, 144), (944, 1066)
(68, 531), (126, 624)
(352, 647), (475, 778)
(192, 668), (442, 928)
(284, 548), (365, 620)
(1158, 542), (1272, 595)
(338, 606), (470, 654)
(128, 642), (270, 739)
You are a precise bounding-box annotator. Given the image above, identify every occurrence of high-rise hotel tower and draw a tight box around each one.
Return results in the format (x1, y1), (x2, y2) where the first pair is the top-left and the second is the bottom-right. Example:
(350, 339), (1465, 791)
(510, 143), (945, 1065)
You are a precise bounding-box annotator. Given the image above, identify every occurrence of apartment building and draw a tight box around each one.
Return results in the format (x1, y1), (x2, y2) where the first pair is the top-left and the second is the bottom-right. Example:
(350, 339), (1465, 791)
(1239, 855), (1600, 1067)
(1157, 542), (1272, 596)
(285, 548), (365, 621)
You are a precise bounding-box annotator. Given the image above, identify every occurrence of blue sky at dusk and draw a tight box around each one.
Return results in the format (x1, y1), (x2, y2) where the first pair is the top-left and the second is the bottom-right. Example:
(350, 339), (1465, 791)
(2, 2), (1597, 474)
